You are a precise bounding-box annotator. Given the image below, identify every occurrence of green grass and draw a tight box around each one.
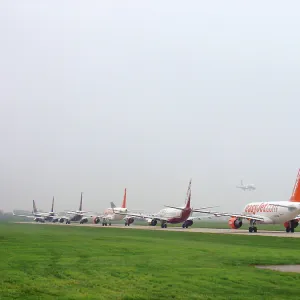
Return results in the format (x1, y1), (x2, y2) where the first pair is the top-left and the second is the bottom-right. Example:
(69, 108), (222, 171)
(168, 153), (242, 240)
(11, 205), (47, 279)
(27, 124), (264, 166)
(1, 223), (300, 299)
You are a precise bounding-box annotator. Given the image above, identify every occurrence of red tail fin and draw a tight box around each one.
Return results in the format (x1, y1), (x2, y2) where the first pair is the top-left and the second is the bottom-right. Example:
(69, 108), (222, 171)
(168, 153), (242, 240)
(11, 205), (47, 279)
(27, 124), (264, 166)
(185, 191), (191, 209)
(290, 169), (300, 202)
(185, 179), (191, 209)
(121, 188), (127, 208)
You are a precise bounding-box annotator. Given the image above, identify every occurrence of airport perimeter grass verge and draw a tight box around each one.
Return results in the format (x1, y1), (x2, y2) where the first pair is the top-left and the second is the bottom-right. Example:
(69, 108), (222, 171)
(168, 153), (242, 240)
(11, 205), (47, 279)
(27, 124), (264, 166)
(1, 223), (300, 299)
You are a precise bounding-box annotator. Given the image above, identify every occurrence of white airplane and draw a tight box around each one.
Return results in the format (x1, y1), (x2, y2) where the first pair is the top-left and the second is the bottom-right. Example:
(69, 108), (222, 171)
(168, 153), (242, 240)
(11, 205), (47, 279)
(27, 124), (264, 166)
(236, 180), (256, 191)
(194, 169), (300, 233)
(92, 188), (135, 226)
(13, 198), (60, 223)
(59, 192), (94, 224)
(115, 180), (215, 229)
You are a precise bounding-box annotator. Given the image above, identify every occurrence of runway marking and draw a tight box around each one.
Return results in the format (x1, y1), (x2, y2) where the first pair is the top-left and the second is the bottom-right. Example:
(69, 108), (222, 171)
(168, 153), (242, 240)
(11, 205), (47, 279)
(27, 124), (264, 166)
(13, 222), (300, 238)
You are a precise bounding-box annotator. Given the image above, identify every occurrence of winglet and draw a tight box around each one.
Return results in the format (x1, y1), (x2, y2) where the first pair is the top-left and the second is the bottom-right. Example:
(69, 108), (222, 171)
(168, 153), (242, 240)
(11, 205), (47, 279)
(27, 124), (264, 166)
(290, 169), (300, 202)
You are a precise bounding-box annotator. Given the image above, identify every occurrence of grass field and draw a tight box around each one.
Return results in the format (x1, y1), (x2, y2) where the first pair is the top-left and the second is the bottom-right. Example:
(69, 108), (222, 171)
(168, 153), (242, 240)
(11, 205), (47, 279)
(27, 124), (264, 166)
(1, 223), (300, 299)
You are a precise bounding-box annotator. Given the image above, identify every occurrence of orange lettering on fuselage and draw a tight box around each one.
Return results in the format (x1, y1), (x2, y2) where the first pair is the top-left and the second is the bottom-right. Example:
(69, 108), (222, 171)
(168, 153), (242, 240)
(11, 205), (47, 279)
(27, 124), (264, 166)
(244, 203), (278, 214)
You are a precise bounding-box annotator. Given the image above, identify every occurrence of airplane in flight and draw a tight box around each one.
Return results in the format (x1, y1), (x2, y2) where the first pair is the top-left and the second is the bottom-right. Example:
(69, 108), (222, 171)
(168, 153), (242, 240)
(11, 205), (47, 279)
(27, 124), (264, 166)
(115, 180), (214, 228)
(59, 192), (94, 224)
(13, 197), (60, 223)
(92, 188), (135, 226)
(236, 180), (256, 191)
(193, 169), (300, 233)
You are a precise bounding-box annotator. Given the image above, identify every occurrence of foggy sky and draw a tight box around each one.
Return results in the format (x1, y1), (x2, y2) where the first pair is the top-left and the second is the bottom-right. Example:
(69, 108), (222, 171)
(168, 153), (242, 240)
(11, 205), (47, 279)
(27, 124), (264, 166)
(1, 1), (300, 214)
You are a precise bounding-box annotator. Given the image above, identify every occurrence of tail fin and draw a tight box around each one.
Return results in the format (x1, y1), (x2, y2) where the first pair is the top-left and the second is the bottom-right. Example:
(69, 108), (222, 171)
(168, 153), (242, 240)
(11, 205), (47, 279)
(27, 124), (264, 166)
(79, 192), (83, 211)
(110, 202), (116, 209)
(290, 169), (300, 202)
(121, 188), (127, 208)
(185, 190), (191, 209)
(51, 197), (54, 212)
(185, 179), (192, 204)
(32, 200), (38, 213)
(185, 179), (192, 209)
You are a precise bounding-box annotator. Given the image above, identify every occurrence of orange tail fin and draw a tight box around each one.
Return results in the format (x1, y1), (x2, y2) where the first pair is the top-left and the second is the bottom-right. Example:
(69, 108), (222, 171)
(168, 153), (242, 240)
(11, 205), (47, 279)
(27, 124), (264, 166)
(290, 169), (300, 202)
(121, 188), (127, 208)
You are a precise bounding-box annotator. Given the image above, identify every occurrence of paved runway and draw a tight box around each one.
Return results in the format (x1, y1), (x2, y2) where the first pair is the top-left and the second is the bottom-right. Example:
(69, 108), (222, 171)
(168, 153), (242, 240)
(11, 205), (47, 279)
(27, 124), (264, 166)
(14, 222), (300, 238)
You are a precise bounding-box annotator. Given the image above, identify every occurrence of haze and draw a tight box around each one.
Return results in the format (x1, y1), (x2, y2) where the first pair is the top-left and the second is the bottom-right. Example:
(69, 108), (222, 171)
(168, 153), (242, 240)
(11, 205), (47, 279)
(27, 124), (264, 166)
(1, 1), (300, 214)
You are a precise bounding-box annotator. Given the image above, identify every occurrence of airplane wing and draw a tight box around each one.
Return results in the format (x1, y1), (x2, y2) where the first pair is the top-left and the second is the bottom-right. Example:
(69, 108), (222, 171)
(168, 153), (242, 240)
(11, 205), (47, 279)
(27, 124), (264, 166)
(191, 209), (265, 222)
(293, 215), (300, 221)
(65, 211), (94, 217)
(164, 205), (219, 211)
(13, 214), (35, 218)
(13, 212), (36, 218)
(187, 215), (214, 221)
(114, 211), (169, 222)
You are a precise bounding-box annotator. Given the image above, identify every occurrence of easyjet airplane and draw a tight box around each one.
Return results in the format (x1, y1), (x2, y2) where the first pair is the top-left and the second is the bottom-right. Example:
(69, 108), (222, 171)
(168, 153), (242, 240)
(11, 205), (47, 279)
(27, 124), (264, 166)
(92, 188), (133, 226)
(116, 180), (214, 228)
(193, 169), (300, 233)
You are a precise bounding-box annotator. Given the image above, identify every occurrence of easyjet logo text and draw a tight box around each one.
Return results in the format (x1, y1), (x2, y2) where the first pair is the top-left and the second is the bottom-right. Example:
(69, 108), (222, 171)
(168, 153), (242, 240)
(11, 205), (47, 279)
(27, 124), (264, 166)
(244, 203), (278, 214)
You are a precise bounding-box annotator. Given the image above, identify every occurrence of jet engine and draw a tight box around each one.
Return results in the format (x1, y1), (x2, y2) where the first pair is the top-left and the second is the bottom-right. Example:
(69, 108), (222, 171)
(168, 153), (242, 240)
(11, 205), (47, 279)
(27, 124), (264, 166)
(80, 218), (88, 224)
(93, 217), (100, 224)
(228, 217), (242, 229)
(34, 217), (45, 223)
(147, 219), (157, 226)
(183, 220), (194, 227)
(59, 218), (65, 223)
(126, 218), (134, 225)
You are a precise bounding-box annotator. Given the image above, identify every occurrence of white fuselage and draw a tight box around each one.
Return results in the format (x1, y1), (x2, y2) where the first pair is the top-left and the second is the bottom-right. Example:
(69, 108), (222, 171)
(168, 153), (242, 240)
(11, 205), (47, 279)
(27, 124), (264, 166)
(243, 201), (300, 224)
(156, 207), (183, 219)
(104, 207), (127, 221)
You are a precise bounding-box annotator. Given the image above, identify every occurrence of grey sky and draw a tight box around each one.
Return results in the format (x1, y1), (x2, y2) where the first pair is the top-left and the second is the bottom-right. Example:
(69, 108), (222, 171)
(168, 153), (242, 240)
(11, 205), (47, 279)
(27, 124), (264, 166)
(1, 1), (300, 214)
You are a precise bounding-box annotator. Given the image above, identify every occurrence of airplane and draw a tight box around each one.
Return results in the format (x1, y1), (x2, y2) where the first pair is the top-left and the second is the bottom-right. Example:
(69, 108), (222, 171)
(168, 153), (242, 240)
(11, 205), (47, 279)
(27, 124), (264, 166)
(59, 192), (94, 224)
(193, 169), (300, 233)
(236, 180), (256, 191)
(115, 180), (215, 229)
(13, 197), (60, 223)
(92, 188), (135, 226)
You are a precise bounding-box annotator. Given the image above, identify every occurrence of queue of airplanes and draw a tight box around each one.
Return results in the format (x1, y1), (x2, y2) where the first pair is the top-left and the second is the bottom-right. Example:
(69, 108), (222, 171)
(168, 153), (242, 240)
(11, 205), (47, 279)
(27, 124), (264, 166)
(13, 169), (300, 233)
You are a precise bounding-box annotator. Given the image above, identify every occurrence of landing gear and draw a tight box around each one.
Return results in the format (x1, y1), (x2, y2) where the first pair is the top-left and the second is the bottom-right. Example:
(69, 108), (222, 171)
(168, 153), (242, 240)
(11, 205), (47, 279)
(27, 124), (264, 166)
(248, 220), (257, 233)
(66, 220), (70, 224)
(102, 222), (107, 226)
(248, 226), (257, 233)
(182, 223), (188, 229)
(109, 222), (111, 226)
(161, 222), (167, 228)
(286, 221), (296, 233)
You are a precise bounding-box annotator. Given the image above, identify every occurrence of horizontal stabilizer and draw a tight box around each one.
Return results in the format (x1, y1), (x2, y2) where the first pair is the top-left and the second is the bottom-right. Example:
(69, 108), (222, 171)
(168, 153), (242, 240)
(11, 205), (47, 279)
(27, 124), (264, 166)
(164, 205), (219, 211)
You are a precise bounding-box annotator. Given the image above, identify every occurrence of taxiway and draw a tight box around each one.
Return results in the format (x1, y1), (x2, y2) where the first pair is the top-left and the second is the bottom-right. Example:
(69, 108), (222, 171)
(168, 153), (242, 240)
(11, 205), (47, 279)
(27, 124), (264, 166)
(14, 222), (300, 238)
